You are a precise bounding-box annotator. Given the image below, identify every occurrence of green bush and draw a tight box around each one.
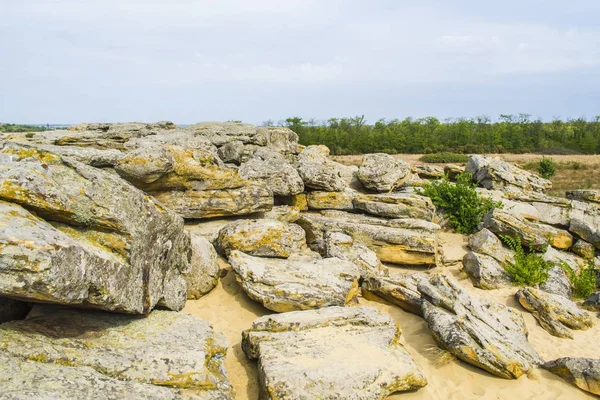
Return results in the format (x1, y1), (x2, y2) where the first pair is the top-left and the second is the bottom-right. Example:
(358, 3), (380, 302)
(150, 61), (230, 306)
(538, 157), (556, 179)
(420, 172), (500, 234)
(560, 259), (597, 299)
(419, 152), (469, 163)
(500, 235), (551, 286)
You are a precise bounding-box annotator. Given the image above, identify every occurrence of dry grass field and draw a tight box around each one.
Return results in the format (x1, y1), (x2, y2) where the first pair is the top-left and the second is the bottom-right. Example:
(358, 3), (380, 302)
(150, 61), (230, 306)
(333, 153), (600, 197)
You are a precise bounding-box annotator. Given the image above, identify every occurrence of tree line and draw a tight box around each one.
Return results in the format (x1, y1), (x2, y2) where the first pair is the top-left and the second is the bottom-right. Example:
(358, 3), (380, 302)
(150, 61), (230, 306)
(266, 115), (600, 155)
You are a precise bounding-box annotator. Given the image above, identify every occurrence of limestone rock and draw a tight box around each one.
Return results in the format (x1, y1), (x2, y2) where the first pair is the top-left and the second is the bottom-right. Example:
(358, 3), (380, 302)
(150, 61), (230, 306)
(570, 218), (600, 249)
(540, 266), (573, 299)
(324, 231), (388, 278)
(466, 155), (552, 192)
(482, 208), (548, 251)
(279, 193), (308, 211)
(228, 251), (360, 312)
(362, 273), (425, 316)
(241, 306), (427, 399)
(238, 149), (304, 196)
(444, 164), (465, 180)
(516, 287), (594, 339)
(582, 292), (600, 311)
(543, 357), (600, 396)
(0, 298), (31, 324)
(307, 188), (356, 210)
(357, 153), (411, 192)
(353, 192), (435, 221)
(216, 219), (306, 258)
(530, 222), (573, 250)
(261, 205), (301, 223)
(0, 305), (234, 399)
(463, 251), (512, 289)
(217, 140), (247, 164)
(413, 164), (444, 179)
(296, 145), (346, 191)
(0, 144), (189, 314)
(186, 235), (220, 300)
(567, 190), (600, 206)
(572, 239), (596, 259)
(469, 228), (514, 264)
(418, 274), (542, 379)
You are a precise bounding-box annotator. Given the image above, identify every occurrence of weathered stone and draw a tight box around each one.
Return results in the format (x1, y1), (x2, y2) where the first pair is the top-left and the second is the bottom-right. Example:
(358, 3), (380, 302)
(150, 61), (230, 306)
(530, 222), (573, 250)
(353, 192), (435, 221)
(217, 140), (247, 164)
(482, 208), (548, 251)
(567, 189), (600, 206)
(0, 144), (189, 314)
(0, 305), (234, 399)
(0, 297), (31, 324)
(242, 306), (427, 399)
(324, 231), (388, 278)
(572, 239), (596, 259)
(362, 273), (426, 316)
(238, 149), (304, 196)
(321, 210), (441, 232)
(228, 251), (360, 312)
(543, 358), (600, 396)
(186, 235), (220, 300)
(582, 292), (600, 311)
(280, 193), (308, 211)
(469, 228), (514, 264)
(306, 188), (356, 210)
(357, 153), (411, 192)
(261, 205), (301, 223)
(418, 274), (542, 379)
(444, 164), (465, 180)
(24, 143), (124, 167)
(297, 212), (438, 266)
(570, 218), (600, 249)
(466, 155), (552, 192)
(296, 145), (346, 191)
(516, 287), (594, 339)
(413, 164), (444, 179)
(216, 219), (306, 258)
(540, 266), (573, 299)
(338, 163), (365, 191)
(463, 251), (512, 289)
(256, 126), (300, 154)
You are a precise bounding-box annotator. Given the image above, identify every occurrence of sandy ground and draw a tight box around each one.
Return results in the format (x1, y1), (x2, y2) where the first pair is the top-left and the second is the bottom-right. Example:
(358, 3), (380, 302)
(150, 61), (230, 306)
(184, 232), (600, 400)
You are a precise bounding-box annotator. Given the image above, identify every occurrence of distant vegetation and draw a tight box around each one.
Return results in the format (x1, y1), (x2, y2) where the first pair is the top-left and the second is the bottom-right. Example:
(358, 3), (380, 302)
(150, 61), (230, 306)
(275, 114), (600, 155)
(418, 152), (468, 163)
(0, 123), (49, 133)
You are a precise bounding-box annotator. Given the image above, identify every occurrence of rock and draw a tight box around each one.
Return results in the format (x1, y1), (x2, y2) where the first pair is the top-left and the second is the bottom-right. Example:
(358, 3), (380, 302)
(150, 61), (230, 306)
(185, 218), (239, 246)
(338, 163), (365, 191)
(362, 273), (425, 316)
(543, 358), (600, 396)
(0, 305), (234, 399)
(482, 208), (548, 251)
(296, 145), (346, 191)
(238, 149), (304, 196)
(572, 239), (596, 259)
(321, 210), (440, 232)
(418, 274), (542, 379)
(413, 164), (444, 179)
(241, 306), (427, 399)
(228, 251), (360, 312)
(307, 188), (356, 210)
(353, 192), (435, 221)
(0, 298), (31, 324)
(567, 189), (600, 206)
(462, 251), (512, 289)
(0, 144), (189, 314)
(261, 205), (301, 223)
(466, 155), (552, 192)
(186, 235), (220, 300)
(216, 219), (306, 258)
(278, 193), (308, 211)
(530, 222), (573, 250)
(357, 153), (411, 192)
(540, 266), (573, 299)
(570, 218), (600, 249)
(582, 292), (600, 311)
(217, 140), (247, 164)
(23, 143), (124, 167)
(297, 212), (438, 266)
(257, 126), (300, 154)
(469, 228), (514, 264)
(324, 231), (388, 278)
(516, 287), (594, 339)
(444, 164), (465, 180)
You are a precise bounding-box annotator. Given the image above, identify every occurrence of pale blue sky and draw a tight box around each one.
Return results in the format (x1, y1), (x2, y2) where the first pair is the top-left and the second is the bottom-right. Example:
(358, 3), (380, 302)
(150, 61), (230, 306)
(1, 0), (599, 124)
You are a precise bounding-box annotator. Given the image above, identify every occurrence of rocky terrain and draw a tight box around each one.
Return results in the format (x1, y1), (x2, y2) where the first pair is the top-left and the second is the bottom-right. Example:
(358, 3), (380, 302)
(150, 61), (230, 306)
(1, 121), (599, 399)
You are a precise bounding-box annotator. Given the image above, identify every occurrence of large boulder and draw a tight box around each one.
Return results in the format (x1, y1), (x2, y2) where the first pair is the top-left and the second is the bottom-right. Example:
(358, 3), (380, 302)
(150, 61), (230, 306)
(466, 155), (552, 192)
(567, 189), (600, 207)
(543, 358), (600, 396)
(418, 274), (542, 379)
(570, 218), (600, 249)
(241, 306), (427, 399)
(216, 219), (306, 258)
(0, 144), (189, 314)
(307, 188), (356, 211)
(0, 305), (234, 399)
(238, 149), (304, 196)
(296, 145), (346, 191)
(362, 272), (426, 316)
(357, 153), (411, 192)
(572, 239), (596, 259)
(228, 251), (360, 312)
(324, 231), (388, 278)
(482, 208), (548, 251)
(297, 211), (438, 266)
(462, 251), (512, 289)
(353, 192), (435, 220)
(469, 228), (514, 264)
(186, 235), (220, 300)
(516, 287), (593, 339)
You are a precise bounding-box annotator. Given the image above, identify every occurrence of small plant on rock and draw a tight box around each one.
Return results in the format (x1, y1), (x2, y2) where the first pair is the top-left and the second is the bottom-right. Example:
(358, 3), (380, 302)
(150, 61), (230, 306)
(538, 157), (556, 179)
(420, 172), (500, 234)
(560, 259), (598, 299)
(500, 235), (551, 286)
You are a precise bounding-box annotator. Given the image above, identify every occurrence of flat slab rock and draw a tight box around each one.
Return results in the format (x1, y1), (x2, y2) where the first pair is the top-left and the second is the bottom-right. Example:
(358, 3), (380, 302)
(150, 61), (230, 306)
(362, 272), (426, 316)
(543, 357), (600, 396)
(228, 250), (361, 312)
(242, 306), (427, 399)
(516, 287), (594, 339)
(0, 305), (234, 399)
(418, 274), (542, 379)
(466, 155), (552, 192)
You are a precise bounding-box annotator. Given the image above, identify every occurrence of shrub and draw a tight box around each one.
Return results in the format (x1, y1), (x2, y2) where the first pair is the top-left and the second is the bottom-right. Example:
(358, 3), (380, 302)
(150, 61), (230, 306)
(538, 157), (556, 179)
(419, 152), (468, 163)
(560, 259), (597, 299)
(500, 235), (551, 286)
(420, 172), (500, 234)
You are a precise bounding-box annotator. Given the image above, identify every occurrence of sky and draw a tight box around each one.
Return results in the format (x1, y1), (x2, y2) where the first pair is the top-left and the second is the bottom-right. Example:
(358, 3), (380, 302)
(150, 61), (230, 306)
(1, 0), (600, 124)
